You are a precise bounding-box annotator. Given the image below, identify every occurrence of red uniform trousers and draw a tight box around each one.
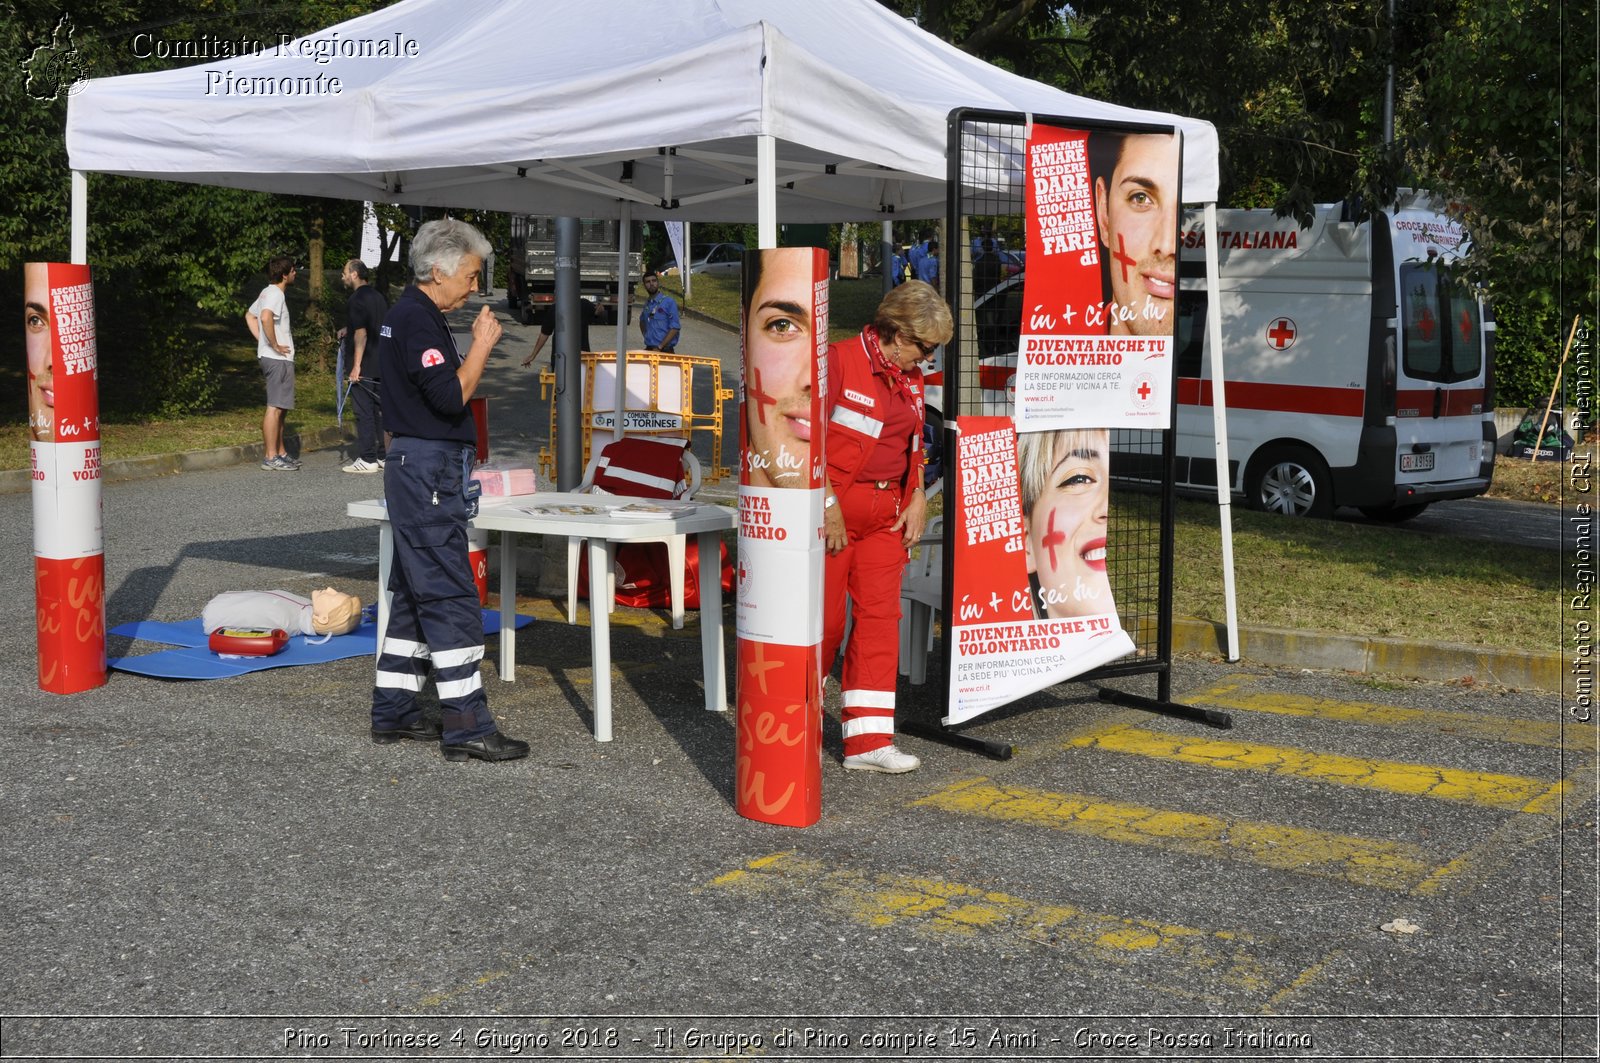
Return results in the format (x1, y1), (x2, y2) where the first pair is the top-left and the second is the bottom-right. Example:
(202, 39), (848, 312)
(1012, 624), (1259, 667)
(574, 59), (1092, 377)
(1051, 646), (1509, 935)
(821, 480), (910, 757)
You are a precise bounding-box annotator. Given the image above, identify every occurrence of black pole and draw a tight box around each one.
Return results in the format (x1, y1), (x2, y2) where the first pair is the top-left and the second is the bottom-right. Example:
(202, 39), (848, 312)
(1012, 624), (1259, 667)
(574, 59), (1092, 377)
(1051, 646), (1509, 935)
(554, 217), (582, 491)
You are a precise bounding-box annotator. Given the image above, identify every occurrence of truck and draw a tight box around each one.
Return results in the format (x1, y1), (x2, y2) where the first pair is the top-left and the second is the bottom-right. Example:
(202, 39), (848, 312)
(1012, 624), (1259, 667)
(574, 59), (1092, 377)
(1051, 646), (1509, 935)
(506, 217), (646, 327)
(949, 191), (1496, 519)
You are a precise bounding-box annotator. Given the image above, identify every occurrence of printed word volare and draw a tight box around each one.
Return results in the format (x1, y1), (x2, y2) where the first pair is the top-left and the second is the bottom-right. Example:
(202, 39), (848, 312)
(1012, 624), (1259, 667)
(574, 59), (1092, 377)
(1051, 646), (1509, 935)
(135, 31), (420, 64)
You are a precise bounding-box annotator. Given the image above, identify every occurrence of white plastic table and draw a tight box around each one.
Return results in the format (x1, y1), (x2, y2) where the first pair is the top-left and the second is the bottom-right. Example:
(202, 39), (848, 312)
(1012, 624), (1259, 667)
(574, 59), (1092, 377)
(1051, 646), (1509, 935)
(346, 493), (734, 741)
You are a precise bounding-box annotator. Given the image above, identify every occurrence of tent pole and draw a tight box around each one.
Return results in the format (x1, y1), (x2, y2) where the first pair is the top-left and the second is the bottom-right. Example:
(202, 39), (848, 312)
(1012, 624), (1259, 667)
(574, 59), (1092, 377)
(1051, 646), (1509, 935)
(882, 220), (894, 297)
(71, 170), (88, 264)
(757, 135), (777, 249)
(1204, 203), (1240, 661)
(613, 201), (633, 441)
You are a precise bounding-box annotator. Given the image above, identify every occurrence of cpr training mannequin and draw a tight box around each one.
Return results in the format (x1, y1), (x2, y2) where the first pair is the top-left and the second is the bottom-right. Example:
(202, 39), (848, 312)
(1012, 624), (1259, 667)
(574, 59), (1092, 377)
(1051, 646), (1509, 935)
(202, 588), (363, 640)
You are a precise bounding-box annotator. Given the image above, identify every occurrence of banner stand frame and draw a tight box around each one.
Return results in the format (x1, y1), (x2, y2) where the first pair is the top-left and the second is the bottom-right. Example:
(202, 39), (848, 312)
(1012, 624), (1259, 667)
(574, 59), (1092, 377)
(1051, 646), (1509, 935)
(900, 106), (1232, 749)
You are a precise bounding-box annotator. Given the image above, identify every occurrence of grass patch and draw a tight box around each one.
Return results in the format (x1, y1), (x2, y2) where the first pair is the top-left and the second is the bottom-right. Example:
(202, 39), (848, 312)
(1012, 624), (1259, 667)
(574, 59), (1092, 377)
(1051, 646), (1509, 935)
(1164, 499), (1559, 654)
(1486, 453), (1574, 505)
(0, 328), (345, 471)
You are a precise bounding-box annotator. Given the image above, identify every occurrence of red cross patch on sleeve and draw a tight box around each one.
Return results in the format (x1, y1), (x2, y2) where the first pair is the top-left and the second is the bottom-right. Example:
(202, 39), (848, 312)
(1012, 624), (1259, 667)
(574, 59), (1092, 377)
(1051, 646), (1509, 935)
(420, 349), (445, 368)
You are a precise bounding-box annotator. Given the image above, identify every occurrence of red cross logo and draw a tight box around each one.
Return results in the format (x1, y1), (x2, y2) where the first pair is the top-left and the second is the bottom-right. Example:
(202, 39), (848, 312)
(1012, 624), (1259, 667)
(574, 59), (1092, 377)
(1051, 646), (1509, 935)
(1040, 508), (1067, 570)
(1417, 306), (1436, 341)
(744, 641), (783, 695)
(1112, 233), (1138, 283)
(1459, 310), (1473, 343)
(1266, 318), (1297, 350)
(1136, 380), (1153, 402)
(747, 367), (778, 425)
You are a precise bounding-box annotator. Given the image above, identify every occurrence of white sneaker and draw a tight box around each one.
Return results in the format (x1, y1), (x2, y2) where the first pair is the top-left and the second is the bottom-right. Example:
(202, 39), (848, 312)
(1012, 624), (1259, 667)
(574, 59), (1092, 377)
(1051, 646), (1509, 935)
(343, 458), (381, 474)
(843, 744), (921, 774)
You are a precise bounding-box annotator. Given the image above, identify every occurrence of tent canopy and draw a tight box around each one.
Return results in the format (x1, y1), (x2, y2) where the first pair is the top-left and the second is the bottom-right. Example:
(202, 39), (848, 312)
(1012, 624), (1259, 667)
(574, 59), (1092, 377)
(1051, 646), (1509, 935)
(66, 0), (1220, 221)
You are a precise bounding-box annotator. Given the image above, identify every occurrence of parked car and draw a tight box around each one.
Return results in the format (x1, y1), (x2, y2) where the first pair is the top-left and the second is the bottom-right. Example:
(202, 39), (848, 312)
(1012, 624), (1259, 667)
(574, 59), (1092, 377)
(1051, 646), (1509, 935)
(656, 242), (745, 277)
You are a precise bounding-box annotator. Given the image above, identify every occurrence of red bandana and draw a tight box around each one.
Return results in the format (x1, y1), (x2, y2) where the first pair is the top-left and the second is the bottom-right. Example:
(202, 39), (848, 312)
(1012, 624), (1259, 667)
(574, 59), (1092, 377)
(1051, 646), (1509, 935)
(861, 326), (915, 399)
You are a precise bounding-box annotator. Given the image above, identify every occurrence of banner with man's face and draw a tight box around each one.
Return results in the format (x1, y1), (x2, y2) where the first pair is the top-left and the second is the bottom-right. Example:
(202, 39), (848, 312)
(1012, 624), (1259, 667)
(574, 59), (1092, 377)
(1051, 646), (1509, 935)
(734, 247), (829, 827)
(26, 262), (106, 695)
(1014, 123), (1181, 430)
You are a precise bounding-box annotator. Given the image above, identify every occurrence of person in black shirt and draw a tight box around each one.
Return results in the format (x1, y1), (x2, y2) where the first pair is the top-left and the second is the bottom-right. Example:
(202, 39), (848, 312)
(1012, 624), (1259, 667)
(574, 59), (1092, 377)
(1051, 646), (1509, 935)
(340, 259), (390, 472)
(370, 219), (529, 764)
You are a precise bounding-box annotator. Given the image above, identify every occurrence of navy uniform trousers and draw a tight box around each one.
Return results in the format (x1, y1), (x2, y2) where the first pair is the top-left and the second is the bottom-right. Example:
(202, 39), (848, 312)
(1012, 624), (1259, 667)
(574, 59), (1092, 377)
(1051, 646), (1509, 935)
(370, 436), (497, 744)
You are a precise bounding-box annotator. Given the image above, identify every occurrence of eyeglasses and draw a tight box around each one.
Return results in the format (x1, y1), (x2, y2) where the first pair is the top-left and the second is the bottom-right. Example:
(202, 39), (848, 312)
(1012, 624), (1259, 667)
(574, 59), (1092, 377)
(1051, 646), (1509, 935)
(908, 339), (938, 357)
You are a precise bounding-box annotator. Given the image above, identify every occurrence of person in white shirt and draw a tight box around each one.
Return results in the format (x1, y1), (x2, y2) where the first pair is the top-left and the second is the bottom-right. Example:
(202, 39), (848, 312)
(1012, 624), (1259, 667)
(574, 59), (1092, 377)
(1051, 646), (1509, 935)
(244, 256), (299, 470)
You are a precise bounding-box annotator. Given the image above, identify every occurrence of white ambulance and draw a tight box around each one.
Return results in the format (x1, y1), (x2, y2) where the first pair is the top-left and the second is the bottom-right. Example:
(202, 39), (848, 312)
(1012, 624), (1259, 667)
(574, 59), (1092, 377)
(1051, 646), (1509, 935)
(1171, 191), (1496, 519)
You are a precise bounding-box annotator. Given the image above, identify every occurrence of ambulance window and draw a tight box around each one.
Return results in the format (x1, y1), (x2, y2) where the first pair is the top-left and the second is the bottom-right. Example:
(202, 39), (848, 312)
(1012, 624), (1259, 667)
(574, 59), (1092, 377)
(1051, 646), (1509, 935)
(1402, 263), (1482, 383)
(1447, 283), (1483, 380)
(1400, 264), (1445, 380)
(1176, 291), (1206, 378)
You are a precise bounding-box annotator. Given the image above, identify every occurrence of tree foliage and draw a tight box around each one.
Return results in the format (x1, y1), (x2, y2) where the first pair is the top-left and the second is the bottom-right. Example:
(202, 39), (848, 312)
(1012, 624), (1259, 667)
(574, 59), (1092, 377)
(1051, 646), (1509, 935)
(888, 0), (1597, 407)
(1, 1), (384, 417)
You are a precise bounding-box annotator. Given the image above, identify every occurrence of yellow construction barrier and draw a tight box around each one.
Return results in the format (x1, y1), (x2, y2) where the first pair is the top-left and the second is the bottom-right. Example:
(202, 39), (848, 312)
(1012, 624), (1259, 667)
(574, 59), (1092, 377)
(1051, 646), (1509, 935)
(539, 350), (735, 483)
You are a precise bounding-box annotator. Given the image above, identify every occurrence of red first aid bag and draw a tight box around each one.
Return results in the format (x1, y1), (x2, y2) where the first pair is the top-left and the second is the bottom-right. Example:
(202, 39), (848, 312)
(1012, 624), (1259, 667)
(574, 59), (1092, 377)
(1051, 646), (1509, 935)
(577, 540), (733, 609)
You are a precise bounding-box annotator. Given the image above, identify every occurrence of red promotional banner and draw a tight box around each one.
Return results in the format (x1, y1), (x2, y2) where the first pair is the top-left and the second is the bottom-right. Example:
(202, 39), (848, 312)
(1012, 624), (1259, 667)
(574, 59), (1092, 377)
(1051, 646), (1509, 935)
(27, 261), (107, 694)
(734, 247), (830, 827)
(1016, 123), (1180, 430)
(944, 417), (1133, 725)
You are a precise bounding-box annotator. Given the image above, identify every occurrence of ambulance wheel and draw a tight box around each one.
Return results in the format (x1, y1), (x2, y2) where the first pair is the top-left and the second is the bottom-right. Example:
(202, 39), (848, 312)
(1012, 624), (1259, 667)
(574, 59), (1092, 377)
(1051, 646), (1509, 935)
(1247, 446), (1333, 518)
(1358, 502), (1429, 522)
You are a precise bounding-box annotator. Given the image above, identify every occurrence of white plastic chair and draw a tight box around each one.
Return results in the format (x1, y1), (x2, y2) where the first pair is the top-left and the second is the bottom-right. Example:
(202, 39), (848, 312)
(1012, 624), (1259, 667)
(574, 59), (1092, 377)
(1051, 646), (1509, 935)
(566, 437), (702, 629)
(899, 514), (943, 685)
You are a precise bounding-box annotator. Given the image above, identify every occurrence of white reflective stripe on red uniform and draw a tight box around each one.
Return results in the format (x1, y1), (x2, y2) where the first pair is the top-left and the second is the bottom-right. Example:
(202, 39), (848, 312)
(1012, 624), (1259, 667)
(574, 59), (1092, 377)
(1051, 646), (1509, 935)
(596, 461), (681, 495)
(843, 688), (896, 709)
(841, 714), (896, 738)
(829, 405), (884, 438)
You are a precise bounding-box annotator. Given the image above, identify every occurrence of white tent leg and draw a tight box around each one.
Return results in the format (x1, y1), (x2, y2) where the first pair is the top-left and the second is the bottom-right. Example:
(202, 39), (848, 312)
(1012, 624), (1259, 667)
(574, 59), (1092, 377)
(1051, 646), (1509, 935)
(613, 200), (633, 441)
(1204, 202), (1240, 661)
(71, 171), (88, 264)
(757, 134), (776, 249)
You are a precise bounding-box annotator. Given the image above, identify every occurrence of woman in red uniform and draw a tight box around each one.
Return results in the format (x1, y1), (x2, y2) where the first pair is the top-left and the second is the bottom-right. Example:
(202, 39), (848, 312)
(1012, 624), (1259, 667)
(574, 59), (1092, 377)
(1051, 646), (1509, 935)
(820, 280), (952, 773)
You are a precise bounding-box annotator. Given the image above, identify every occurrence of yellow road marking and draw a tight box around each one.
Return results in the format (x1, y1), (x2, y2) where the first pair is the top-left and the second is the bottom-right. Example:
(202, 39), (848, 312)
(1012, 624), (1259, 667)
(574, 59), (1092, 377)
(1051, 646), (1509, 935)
(1184, 675), (1587, 752)
(1068, 724), (1565, 813)
(708, 852), (1291, 1001)
(914, 779), (1437, 891)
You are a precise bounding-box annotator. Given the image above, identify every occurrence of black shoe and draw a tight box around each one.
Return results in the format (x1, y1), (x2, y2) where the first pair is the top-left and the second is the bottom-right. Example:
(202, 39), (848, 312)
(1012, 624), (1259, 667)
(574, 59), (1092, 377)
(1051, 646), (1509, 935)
(370, 717), (443, 744)
(441, 731), (531, 763)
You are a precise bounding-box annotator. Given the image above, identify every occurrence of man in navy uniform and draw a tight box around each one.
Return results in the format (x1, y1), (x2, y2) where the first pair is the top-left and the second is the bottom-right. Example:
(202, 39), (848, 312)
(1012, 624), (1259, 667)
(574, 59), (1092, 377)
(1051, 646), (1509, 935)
(371, 218), (529, 763)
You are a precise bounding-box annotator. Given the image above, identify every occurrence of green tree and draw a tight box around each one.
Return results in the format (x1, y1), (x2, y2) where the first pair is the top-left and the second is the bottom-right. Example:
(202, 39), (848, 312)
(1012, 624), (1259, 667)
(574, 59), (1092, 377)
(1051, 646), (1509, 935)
(2, 1), (386, 416)
(1414, 0), (1597, 405)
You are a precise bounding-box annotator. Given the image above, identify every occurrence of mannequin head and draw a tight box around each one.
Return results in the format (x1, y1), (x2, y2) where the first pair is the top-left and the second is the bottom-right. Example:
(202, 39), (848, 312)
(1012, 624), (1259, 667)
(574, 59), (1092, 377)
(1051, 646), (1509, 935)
(310, 587), (362, 635)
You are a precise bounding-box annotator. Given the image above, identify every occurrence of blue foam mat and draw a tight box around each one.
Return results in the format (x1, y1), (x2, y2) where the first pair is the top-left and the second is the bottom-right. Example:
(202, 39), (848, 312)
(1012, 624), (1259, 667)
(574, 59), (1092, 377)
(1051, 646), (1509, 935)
(108, 610), (533, 681)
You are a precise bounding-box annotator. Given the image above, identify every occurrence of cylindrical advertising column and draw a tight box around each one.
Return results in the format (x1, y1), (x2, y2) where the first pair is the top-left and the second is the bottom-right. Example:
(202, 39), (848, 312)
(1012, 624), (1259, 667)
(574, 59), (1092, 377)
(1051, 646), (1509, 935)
(734, 247), (829, 827)
(26, 262), (106, 694)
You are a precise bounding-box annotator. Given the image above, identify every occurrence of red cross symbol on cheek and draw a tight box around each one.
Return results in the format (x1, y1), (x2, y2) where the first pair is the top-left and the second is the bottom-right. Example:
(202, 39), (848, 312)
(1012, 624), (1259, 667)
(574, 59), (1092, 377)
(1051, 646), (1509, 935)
(1040, 508), (1067, 571)
(1113, 233), (1138, 283)
(748, 367), (779, 426)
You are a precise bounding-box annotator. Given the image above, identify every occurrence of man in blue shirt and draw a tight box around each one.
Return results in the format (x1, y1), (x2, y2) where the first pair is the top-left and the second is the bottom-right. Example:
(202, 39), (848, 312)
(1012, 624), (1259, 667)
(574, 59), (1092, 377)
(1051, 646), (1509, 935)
(638, 270), (680, 353)
(915, 239), (940, 287)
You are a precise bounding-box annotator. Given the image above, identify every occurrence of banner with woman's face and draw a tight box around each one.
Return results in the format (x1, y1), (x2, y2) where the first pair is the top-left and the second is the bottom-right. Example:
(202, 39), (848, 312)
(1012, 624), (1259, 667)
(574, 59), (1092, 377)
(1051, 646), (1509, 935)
(944, 418), (1134, 724)
(26, 262), (106, 695)
(733, 247), (829, 827)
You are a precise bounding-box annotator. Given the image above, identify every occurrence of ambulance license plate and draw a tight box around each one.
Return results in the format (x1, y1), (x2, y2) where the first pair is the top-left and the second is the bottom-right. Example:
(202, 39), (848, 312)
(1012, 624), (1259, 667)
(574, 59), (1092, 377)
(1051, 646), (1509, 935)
(1400, 453), (1435, 472)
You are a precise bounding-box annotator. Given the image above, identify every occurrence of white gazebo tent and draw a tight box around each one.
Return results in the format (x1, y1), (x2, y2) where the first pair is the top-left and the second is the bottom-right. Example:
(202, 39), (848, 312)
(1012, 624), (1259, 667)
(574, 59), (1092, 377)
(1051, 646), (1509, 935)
(65, 0), (1241, 655)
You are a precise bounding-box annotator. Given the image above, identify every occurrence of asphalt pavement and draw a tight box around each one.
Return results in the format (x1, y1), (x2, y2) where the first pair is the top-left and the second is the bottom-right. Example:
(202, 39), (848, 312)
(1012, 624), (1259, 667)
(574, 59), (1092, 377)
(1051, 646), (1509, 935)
(1, 291), (1593, 1060)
